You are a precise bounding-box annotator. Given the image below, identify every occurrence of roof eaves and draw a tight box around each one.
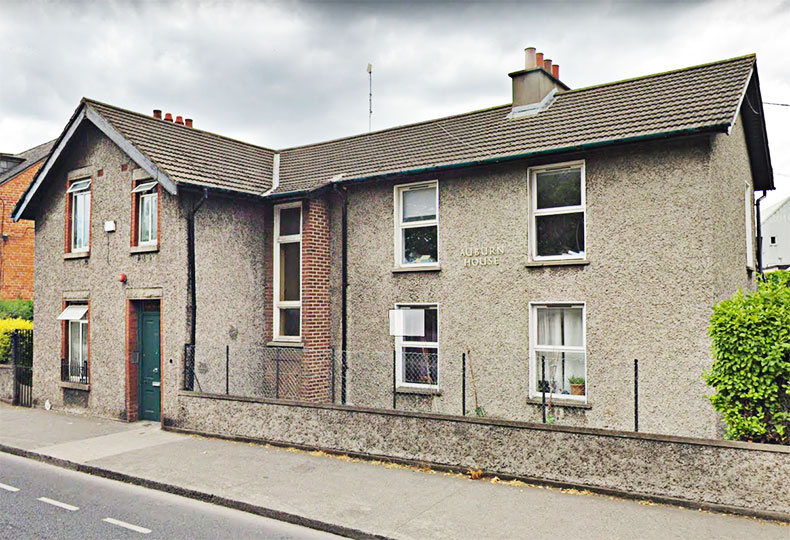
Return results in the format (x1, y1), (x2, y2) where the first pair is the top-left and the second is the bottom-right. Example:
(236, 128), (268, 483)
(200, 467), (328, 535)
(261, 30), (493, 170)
(13, 104), (88, 222)
(270, 123), (730, 197)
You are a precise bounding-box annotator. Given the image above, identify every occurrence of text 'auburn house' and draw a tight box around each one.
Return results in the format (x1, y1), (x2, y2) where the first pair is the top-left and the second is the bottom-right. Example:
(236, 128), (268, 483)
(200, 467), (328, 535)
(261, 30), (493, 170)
(13, 49), (773, 439)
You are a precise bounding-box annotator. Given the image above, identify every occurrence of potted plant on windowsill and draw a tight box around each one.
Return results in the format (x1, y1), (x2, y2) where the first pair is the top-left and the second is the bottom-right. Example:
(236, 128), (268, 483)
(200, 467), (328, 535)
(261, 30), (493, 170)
(568, 376), (585, 396)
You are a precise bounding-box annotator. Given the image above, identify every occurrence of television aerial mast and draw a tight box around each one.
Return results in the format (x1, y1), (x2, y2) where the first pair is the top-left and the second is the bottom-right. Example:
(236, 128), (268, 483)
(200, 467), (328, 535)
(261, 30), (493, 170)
(367, 63), (373, 132)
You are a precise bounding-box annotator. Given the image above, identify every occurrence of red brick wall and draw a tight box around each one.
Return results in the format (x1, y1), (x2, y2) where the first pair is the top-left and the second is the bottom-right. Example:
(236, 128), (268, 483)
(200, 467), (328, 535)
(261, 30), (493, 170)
(0, 160), (41, 300)
(300, 197), (332, 402)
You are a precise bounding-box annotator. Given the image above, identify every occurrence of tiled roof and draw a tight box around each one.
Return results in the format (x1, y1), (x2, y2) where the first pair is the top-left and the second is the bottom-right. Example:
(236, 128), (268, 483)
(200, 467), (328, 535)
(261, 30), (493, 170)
(85, 100), (276, 196)
(275, 54), (755, 193)
(0, 140), (56, 186)
(65, 55), (758, 198)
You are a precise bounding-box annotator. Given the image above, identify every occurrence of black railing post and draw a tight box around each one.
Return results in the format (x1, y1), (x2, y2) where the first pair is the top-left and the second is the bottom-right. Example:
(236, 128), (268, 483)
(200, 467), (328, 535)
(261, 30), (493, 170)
(341, 350), (347, 405)
(541, 355), (546, 424)
(330, 349), (336, 404)
(275, 347), (281, 399)
(392, 349), (397, 409)
(11, 330), (19, 367)
(225, 345), (230, 395)
(462, 352), (466, 416)
(634, 358), (639, 432)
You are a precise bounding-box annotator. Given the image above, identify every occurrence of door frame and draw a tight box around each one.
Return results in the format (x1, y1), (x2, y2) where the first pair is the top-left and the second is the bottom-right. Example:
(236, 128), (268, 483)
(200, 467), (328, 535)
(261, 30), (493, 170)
(125, 298), (162, 422)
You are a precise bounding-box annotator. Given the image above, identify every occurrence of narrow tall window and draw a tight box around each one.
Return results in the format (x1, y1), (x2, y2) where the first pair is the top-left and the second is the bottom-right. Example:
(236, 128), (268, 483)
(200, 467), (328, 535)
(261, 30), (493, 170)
(395, 181), (439, 268)
(395, 304), (439, 388)
(529, 162), (585, 261)
(132, 181), (158, 246)
(68, 179), (91, 252)
(530, 303), (586, 400)
(273, 202), (302, 341)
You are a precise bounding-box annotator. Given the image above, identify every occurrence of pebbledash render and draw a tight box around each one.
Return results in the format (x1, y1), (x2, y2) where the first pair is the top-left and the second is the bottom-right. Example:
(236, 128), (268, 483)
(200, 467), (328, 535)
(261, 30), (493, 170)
(13, 50), (773, 439)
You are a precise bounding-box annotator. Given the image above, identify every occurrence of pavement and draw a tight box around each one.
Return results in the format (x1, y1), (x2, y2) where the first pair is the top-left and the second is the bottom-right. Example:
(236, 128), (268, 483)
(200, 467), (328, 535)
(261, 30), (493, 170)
(0, 452), (341, 539)
(1, 403), (788, 540)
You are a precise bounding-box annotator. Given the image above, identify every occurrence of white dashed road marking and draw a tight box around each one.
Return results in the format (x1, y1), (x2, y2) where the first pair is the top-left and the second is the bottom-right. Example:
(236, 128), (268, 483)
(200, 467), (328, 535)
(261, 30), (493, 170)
(102, 517), (152, 534)
(37, 497), (79, 511)
(0, 482), (19, 492)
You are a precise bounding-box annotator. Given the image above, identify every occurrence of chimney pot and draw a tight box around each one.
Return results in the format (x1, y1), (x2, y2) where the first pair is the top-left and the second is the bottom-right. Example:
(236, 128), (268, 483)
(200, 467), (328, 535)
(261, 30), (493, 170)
(164, 113), (173, 122)
(525, 47), (537, 69)
(552, 64), (559, 79)
(185, 118), (193, 128)
(175, 115), (184, 125)
(153, 109), (162, 120)
(535, 52), (544, 68)
(543, 58), (553, 73)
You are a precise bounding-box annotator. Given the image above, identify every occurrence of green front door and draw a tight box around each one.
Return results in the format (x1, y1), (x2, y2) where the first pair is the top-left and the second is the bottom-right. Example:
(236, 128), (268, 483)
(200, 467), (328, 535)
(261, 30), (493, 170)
(139, 309), (161, 421)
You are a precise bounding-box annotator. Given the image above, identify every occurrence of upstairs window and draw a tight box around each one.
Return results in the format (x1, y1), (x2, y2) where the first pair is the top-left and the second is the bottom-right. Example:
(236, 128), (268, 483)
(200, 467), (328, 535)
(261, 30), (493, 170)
(395, 304), (439, 388)
(132, 181), (158, 246)
(273, 202), (302, 341)
(529, 162), (585, 261)
(67, 178), (91, 253)
(395, 181), (439, 268)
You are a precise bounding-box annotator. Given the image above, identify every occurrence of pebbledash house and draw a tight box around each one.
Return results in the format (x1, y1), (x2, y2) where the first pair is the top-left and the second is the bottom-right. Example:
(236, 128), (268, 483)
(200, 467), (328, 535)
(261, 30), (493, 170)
(12, 50), (773, 439)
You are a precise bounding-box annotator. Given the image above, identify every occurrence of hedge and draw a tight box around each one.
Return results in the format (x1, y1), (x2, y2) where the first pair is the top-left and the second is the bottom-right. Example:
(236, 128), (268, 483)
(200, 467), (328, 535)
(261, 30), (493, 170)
(0, 318), (33, 364)
(706, 271), (790, 444)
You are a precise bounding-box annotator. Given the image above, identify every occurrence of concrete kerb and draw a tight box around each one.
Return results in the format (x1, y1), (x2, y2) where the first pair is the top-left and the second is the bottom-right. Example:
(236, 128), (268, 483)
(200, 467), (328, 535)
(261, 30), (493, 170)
(163, 425), (790, 525)
(0, 442), (390, 540)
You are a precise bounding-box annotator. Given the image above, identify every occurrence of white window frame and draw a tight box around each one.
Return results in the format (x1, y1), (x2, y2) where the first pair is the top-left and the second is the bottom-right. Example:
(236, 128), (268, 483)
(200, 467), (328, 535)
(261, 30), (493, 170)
(69, 178), (91, 253)
(394, 303), (439, 390)
(528, 161), (586, 262)
(138, 189), (158, 246)
(273, 201), (302, 342)
(528, 302), (587, 402)
(393, 180), (440, 269)
(67, 314), (88, 383)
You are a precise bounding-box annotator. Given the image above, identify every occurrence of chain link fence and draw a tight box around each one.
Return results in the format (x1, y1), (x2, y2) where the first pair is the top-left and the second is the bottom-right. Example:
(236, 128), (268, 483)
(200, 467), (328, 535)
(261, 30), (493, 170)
(182, 343), (641, 431)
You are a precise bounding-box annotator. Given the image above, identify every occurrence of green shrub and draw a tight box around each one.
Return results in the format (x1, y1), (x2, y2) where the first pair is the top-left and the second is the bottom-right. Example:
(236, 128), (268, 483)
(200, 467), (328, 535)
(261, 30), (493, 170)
(0, 299), (33, 321)
(0, 318), (34, 363)
(705, 271), (790, 444)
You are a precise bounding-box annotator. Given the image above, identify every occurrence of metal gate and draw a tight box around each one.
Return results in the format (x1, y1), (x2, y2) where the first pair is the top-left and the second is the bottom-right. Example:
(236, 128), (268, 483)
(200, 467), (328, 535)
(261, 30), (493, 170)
(12, 329), (33, 407)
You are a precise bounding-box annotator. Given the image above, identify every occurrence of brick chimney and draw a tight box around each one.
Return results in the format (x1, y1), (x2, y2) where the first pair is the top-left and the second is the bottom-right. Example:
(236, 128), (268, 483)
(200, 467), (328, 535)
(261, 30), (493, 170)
(509, 47), (569, 108)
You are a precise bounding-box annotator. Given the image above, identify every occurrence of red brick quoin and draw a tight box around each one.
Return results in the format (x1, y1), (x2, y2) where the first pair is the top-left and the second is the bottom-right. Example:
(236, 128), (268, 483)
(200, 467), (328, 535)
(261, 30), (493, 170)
(300, 197), (332, 402)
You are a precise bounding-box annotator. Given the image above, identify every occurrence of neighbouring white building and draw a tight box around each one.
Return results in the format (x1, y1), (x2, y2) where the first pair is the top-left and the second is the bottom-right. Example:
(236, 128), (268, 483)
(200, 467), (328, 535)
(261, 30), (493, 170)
(762, 195), (790, 270)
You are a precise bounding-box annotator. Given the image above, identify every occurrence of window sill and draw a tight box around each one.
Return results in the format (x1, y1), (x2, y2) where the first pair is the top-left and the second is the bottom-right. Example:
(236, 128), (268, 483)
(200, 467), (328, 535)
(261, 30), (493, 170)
(266, 341), (304, 348)
(130, 244), (159, 255)
(63, 251), (89, 260)
(396, 385), (441, 395)
(392, 265), (441, 273)
(60, 381), (90, 391)
(526, 397), (591, 409)
(525, 259), (589, 268)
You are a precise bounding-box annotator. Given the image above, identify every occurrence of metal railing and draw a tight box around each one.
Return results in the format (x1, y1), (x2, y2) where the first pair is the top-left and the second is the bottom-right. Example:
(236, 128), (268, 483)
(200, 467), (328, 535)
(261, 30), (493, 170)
(60, 357), (89, 384)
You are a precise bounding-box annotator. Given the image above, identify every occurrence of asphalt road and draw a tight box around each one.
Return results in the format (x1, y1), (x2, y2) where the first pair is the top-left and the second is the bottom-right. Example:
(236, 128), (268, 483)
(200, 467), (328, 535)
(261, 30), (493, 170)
(0, 452), (344, 540)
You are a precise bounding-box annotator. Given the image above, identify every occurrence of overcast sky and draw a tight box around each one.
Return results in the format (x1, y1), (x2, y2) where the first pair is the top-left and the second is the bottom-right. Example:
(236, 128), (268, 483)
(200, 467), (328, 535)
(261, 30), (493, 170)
(1, 0), (788, 205)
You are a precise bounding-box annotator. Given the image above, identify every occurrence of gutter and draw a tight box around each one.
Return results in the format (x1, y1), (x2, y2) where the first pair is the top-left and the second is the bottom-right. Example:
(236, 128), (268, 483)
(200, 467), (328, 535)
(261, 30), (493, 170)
(187, 188), (209, 346)
(268, 124), (733, 199)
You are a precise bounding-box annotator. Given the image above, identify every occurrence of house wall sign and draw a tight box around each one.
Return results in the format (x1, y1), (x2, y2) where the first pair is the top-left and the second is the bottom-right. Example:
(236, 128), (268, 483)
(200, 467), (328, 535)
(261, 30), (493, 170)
(462, 246), (505, 267)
